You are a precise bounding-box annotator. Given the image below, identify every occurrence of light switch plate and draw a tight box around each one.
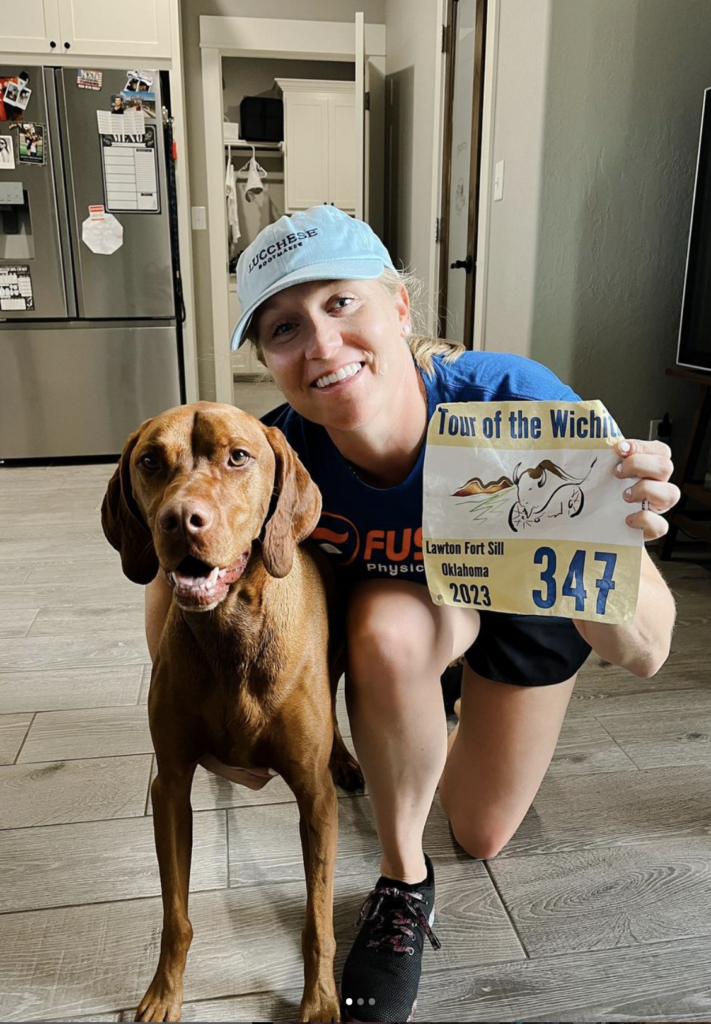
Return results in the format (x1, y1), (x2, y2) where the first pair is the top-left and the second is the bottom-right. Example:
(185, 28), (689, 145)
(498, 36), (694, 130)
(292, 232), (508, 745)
(191, 206), (207, 230)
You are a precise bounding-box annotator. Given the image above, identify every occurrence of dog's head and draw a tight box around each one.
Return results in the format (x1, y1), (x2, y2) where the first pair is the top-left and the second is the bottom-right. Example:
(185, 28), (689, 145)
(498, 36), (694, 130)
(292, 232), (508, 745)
(101, 402), (321, 611)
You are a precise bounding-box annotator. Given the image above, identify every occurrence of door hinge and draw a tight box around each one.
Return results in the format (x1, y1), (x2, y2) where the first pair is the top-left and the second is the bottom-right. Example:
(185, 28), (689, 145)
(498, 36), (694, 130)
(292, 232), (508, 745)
(441, 24), (447, 53)
(435, 216), (442, 244)
(364, 90), (371, 111)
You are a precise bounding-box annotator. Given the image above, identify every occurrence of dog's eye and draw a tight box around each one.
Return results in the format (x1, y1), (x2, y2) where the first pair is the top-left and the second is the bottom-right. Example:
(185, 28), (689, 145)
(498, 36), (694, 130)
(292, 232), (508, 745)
(228, 449), (250, 467)
(139, 453), (161, 472)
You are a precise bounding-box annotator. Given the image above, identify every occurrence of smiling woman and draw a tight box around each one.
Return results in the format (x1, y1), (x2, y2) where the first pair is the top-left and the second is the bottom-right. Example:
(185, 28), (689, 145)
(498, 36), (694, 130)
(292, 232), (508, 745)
(146, 206), (679, 1024)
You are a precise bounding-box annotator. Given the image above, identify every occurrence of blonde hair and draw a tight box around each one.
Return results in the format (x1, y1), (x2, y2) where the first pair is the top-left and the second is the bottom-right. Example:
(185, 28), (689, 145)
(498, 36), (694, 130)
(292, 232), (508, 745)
(247, 267), (467, 377)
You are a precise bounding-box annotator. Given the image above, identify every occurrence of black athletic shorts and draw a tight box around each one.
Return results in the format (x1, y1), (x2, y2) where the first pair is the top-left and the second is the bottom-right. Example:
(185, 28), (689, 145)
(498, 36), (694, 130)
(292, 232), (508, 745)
(465, 611), (592, 686)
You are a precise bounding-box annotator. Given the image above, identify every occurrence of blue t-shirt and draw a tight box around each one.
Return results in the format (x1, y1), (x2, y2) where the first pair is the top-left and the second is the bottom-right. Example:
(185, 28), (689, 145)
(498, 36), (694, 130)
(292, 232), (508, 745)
(262, 351), (579, 583)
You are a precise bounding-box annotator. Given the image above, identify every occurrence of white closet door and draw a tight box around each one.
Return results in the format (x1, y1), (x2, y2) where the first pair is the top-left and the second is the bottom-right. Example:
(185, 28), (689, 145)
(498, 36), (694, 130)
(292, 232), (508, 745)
(284, 95), (329, 211)
(353, 11), (365, 220)
(328, 94), (357, 212)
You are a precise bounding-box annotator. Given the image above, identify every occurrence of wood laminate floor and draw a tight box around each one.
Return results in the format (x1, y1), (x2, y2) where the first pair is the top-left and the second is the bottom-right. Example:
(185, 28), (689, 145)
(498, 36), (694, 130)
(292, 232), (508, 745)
(1, 387), (709, 1022)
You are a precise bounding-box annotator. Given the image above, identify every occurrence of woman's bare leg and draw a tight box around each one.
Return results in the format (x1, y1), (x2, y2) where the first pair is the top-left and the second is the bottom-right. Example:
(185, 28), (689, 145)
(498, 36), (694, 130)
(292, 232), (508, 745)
(439, 665), (577, 859)
(346, 579), (479, 882)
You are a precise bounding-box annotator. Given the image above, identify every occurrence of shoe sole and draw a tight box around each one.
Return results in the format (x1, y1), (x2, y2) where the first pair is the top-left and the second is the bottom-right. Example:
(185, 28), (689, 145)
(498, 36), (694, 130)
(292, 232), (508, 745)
(340, 908), (434, 1022)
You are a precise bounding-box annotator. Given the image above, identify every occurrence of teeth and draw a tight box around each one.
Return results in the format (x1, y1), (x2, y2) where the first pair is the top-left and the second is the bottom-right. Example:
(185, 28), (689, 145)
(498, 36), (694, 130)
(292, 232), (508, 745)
(315, 362), (362, 388)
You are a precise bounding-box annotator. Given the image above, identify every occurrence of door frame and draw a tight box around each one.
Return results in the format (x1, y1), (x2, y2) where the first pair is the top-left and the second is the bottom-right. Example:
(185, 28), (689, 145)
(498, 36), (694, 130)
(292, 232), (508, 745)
(436, 0), (489, 347)
(199, 15), (386, 403)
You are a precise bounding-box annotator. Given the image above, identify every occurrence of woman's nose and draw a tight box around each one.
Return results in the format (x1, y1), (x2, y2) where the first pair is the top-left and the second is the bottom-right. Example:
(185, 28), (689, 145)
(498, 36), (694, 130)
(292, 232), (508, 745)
(303, 315), (342, 359)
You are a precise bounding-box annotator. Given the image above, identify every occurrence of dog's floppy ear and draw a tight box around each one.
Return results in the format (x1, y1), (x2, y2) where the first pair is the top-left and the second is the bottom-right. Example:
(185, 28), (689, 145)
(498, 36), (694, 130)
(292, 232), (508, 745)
(101, 427), (159, 585)
(261, 425), (322, 578)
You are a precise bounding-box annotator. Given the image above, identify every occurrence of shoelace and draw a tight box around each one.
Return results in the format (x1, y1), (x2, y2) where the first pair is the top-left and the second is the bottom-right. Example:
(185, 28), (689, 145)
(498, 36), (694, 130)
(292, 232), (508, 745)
(355, 885), (442, 955)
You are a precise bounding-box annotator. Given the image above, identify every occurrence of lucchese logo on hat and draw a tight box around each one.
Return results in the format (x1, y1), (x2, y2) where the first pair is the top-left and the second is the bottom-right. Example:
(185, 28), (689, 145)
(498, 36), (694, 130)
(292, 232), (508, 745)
(247, 227), (320, 274)
(230, 206), (395, 350)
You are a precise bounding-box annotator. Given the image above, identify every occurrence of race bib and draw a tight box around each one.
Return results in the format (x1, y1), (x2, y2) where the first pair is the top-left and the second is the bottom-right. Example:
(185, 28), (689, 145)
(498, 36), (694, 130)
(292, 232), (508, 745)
(422, 400), (643, 624)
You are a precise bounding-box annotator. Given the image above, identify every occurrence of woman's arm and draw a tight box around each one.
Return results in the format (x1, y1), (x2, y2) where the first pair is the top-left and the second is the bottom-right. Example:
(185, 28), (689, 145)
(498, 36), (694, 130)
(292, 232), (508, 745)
(574, 550), (675, 677)
(573, 438), (679, 678)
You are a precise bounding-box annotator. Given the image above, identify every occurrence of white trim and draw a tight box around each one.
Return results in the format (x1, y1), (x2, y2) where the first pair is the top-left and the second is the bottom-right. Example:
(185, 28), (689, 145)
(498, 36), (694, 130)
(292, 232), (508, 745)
(168, 0), (198, 402)
(427, 0), (448, 336)
(274, 79), (357, 94)
(200, 15), (386, 403)
(201, 44), (233, 403)
(199, 15), (385, 59)
(472, 0), (501, 352)
(354, 12), (365, 222)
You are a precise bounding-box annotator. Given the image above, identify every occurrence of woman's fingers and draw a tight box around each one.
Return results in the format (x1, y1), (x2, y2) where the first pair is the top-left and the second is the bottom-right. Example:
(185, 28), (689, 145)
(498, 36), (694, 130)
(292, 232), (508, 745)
(623, 479), (681, 513)
(624, 509), (670, 540)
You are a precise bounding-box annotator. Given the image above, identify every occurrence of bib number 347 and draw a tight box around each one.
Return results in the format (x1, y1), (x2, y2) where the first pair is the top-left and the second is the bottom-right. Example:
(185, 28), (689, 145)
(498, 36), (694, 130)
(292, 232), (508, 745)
(533, 547), (617, 616)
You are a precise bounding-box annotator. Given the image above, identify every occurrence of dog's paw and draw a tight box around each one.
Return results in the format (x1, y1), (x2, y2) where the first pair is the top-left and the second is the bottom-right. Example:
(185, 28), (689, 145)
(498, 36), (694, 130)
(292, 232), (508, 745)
(298, 995), (341, 1022)
(135, 976), (184, 1022)
(330, 750), (365, 793)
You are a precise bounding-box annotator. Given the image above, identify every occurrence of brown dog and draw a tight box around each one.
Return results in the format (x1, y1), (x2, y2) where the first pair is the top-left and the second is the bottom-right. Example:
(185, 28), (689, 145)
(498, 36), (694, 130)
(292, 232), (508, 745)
(102, 401), (363, 1023)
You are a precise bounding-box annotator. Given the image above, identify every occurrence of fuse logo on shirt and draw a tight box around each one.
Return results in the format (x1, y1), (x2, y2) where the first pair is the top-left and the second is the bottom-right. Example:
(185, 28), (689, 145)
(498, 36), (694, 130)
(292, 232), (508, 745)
(311, 512), (361, 566)
(312, 513), (423, 573)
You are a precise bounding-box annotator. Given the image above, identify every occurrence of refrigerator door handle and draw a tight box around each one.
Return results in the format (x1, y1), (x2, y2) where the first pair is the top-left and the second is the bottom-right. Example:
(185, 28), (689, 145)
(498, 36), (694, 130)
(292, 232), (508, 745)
(45, 67), (77, 319)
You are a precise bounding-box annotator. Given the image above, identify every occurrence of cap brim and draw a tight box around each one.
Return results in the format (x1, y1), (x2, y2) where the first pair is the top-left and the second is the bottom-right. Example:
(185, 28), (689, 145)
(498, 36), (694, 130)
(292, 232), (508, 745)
(230, 256), (388, 350)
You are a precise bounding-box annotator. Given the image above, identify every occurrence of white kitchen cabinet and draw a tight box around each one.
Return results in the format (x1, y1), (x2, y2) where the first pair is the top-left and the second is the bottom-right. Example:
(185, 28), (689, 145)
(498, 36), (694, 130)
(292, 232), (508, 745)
(1, 0), (173, 58)
(276, 79), (357, 214)
(1, 0), (61, 54)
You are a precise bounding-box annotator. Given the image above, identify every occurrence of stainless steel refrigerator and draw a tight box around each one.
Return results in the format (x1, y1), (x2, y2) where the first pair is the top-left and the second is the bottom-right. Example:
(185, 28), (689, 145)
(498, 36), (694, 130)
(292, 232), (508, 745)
(0, 65), (183, 459)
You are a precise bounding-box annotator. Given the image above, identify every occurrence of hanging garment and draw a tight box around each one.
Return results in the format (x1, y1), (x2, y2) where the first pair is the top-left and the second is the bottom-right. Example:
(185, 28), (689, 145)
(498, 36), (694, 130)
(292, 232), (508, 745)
(225, 153), (241, 249)
(242, 155), (267, 203)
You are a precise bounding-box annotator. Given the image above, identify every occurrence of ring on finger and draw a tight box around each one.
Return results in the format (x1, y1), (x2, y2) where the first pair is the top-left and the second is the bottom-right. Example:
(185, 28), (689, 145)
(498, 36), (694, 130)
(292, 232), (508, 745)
(640, 499), (654, 512)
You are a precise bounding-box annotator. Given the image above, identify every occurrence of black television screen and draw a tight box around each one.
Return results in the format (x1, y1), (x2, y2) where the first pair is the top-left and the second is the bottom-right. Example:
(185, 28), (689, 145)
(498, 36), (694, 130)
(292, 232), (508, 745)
(678, 88), (711, 372)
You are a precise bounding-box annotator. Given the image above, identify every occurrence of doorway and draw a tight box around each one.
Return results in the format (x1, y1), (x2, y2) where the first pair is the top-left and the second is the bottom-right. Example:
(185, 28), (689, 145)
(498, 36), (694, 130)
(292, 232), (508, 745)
(438, 0), (488, 346)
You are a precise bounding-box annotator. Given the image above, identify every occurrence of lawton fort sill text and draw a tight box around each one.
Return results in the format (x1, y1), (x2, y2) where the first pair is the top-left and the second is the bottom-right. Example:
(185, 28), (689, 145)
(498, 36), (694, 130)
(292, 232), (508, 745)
(425, 540), (507, 578)
(436, 406), (621, 440)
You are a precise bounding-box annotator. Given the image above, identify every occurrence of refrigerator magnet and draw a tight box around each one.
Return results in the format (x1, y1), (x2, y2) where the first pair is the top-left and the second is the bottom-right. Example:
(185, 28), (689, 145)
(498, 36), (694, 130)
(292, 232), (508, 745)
(15, 122), (45, 165)
(125, 70), (154, 92)
(82, 211), (124, 255)
(77, 69), (103, 91)
(0, 265), (34, 311)
(0, 135), (15, 169)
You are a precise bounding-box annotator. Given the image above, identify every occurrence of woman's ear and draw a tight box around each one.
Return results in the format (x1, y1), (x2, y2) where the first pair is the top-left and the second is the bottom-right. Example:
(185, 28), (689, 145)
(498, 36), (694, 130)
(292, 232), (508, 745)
(261, 425), (322, 578)
(101, 426), (159, 585)
(396, 282), (411, 334)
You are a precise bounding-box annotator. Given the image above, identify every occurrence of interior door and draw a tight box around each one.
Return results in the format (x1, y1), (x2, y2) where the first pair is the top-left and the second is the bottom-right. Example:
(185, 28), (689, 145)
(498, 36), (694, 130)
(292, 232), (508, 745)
(354, 11), (365, 221)
(438, 0), (487, 345)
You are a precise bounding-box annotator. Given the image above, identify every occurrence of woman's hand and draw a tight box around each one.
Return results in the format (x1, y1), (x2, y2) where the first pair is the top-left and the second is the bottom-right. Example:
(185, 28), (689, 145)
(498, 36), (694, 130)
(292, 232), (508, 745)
(616, 439), (680, 541)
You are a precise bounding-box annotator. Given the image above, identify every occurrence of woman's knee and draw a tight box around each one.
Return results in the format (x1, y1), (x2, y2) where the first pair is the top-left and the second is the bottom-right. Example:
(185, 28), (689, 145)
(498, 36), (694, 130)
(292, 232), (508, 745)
(445, 805), (515, 861)
(346, 585), (438, 687)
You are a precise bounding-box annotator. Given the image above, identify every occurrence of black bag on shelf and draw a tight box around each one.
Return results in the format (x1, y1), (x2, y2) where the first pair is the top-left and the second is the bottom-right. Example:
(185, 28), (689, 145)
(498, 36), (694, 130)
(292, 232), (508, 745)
(239, 97), (284, 142)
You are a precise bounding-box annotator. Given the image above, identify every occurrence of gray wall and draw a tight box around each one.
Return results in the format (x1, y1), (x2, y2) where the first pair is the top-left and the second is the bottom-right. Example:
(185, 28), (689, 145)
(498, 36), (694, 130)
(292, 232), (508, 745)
(484, 0), (711, 448)
(179, 0), (385, 399)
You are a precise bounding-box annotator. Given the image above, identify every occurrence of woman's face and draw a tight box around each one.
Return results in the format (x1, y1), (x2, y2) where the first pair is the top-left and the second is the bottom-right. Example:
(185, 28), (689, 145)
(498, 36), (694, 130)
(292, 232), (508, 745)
(253, 278), (412, 432)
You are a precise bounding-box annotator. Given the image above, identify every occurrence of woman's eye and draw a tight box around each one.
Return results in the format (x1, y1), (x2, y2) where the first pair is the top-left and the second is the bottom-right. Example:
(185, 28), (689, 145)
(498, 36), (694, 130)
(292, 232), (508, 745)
(271, 321), (295, 338)
(332, 296), (354, 312)
(228, 449), (250, 467)
(139, 454), (160, 471)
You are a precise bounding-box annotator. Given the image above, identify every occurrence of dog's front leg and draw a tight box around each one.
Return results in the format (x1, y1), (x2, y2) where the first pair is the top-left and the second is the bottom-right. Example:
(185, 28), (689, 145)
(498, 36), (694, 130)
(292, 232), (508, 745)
(136, 765), (196, 1023)
(292, 777), (340, 1023)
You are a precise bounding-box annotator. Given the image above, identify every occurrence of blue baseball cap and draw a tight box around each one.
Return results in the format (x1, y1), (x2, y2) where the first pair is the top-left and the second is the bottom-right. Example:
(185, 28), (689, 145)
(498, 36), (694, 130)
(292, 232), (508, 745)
(230, 206), (395, 350)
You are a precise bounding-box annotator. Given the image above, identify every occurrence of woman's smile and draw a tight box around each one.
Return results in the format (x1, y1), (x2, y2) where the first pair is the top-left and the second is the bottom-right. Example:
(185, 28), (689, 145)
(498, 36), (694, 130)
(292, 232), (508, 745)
(311, 361), (365, 391)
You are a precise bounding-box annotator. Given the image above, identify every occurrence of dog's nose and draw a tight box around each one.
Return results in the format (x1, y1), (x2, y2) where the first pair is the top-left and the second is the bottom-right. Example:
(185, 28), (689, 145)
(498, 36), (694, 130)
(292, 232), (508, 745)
(158, 502), (214, 537)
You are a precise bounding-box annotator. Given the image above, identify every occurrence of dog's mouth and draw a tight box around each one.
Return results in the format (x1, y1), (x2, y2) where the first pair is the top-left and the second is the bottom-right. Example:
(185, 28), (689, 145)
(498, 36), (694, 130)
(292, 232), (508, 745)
(166, 550), (251, 612)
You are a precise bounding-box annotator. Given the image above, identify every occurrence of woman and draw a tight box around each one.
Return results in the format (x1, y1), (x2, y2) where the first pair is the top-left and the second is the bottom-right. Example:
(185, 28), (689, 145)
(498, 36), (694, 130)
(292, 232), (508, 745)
(146, 206), (678, 1023)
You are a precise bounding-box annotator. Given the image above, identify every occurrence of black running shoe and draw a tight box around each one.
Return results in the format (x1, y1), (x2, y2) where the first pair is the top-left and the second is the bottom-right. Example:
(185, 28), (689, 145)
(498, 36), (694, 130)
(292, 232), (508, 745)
(340, 854), (440, 1022)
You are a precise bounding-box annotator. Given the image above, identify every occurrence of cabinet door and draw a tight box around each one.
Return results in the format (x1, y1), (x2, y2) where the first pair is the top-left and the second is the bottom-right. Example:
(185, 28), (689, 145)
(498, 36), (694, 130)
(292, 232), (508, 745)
(1, 0), (61, 53)
(328, 93), (357, 212)
(283, 94), (329, 211)
(56, 0), (172, 58)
